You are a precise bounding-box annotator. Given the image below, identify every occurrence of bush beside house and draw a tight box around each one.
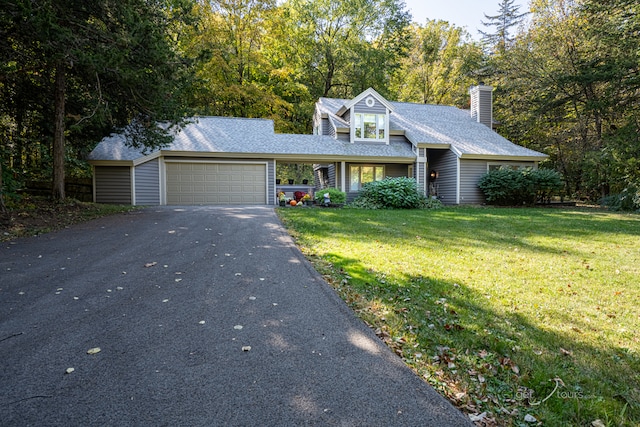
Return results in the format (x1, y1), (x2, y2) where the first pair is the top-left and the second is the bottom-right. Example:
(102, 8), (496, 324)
(478, 168), (563, 206)
(351, 177), (441, 209)
(314, 188), (347, 205)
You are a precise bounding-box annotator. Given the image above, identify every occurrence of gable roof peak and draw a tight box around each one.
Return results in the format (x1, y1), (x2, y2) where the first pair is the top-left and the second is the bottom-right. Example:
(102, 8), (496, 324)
(337, 87), (395, 115)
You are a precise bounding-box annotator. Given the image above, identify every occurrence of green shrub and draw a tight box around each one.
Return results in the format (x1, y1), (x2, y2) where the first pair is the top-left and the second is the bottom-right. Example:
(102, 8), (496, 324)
(422, 196), (444, 209)
(314, 187), (346, 204)
(478, 168), (563, 206)
(351, 177), (432, 209)
(600, 186), (640, 212)
(530, 168), (564, 203)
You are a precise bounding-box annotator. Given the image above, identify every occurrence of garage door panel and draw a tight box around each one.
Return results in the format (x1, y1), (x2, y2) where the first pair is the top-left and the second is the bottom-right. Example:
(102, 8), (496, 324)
(166, 162), (266, 205)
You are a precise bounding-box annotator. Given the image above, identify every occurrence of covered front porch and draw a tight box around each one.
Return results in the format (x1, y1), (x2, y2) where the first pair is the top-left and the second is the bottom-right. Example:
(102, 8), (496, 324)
(273, 156), (425, 205)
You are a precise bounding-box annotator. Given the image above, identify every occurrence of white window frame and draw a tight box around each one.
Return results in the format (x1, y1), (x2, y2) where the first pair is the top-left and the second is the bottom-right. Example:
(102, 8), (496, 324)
(353, 112), (388, 143)
(349, 165), (385, 191)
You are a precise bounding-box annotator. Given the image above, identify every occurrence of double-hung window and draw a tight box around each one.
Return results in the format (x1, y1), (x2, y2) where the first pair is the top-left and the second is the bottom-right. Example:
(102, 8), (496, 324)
(350, 165), (385, 191)
(354, 113), (386, 141)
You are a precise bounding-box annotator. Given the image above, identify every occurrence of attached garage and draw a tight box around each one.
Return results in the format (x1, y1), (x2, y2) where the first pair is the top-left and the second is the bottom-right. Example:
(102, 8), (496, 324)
(165, 161), (267, 205)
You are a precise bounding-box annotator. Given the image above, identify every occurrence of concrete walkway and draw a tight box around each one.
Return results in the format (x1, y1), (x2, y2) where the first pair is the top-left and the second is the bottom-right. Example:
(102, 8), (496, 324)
(0, 206), (471, 426)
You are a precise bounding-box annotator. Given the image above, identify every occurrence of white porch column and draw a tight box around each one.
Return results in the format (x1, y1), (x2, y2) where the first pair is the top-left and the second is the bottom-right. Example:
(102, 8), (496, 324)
(340, 161), (346, 192)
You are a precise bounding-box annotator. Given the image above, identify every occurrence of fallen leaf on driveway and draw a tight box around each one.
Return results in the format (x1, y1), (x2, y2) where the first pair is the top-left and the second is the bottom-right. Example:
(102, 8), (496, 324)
(65, 367), (75, 374)
(144, 262), (157, 268)
(234, 325), (243, 330)
(242, 346), (251, 352)
(87, 347), (101, 355)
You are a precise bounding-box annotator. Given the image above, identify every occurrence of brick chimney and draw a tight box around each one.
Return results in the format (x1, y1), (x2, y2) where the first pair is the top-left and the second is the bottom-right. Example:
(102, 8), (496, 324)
(470, 85), (493, 129)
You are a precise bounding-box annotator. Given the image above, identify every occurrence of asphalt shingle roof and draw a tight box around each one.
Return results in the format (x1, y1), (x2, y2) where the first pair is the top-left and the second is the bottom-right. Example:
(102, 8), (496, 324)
(317, 97), (547, 159)
(88, 116), (416, 162)
(89, 94), (546, 162)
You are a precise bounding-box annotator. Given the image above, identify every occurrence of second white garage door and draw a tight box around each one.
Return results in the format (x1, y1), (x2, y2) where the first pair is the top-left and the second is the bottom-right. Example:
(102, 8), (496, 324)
(166, 162), (266, 205)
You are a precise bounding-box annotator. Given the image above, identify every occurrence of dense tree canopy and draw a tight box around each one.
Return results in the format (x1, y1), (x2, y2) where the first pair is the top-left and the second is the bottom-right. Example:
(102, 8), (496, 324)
(488, 0), (640, 200)
(391, 20), (483, 108)
(1, 0), (638, 206)
(1, 0), (195, 200)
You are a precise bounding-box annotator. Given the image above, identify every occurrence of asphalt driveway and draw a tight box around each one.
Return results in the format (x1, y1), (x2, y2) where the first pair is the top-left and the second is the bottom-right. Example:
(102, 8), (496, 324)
(0, 206), (471, 426)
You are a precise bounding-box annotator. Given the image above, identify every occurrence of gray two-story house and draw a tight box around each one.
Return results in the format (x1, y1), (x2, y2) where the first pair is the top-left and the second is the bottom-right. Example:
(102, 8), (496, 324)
(88, 86), (547, 205)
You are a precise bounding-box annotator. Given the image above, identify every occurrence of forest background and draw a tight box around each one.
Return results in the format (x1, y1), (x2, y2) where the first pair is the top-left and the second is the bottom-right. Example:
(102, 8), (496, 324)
(1, 0), (638, 206)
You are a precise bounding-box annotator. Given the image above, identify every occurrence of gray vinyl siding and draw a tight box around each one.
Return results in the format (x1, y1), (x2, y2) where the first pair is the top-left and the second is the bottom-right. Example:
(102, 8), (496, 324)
(336, 132), (350, 142)
(95, 166), (132, 204)
(459, 159), (488, 204)
(384, 164), (408, 178)
(428, 149), (458, 205)
(322, 118), (333, 136)
(318, 164), (337, 189)
(471, 87), (493, 129)
(417, 148), (426, 195)
(267, 160), (276, 205)
(331, 163), (339, 189)
(475, 96), (492, 127)
(134, 159), (160, 205)
(354, 98), (387, 114)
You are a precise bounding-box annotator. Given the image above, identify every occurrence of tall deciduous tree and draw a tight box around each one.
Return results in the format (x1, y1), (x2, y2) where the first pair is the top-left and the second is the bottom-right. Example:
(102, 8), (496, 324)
(184, 0), (310, 132)
(278, 0), (411, 100)
(391, 21), (483, 107)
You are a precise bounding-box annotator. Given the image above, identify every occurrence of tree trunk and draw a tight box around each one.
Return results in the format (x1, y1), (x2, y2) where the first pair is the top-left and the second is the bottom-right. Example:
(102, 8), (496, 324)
(52, 60), (66, 201)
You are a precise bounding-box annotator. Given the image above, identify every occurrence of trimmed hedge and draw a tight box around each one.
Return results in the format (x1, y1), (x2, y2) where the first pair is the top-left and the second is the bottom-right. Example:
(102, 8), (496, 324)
(478, 168), (563, 206)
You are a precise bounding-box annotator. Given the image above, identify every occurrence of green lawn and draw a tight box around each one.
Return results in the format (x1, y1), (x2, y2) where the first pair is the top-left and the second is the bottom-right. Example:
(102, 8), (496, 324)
(277, 207), (640, 426)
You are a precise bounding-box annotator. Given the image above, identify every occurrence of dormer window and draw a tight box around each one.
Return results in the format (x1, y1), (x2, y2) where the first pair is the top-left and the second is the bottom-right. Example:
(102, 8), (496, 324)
(354, 113), (386, 141)
(337, 87), (393, 144)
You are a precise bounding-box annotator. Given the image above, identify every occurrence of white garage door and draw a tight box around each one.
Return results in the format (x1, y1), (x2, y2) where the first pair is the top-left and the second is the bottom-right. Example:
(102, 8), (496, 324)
(166, 162), (266, 205)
